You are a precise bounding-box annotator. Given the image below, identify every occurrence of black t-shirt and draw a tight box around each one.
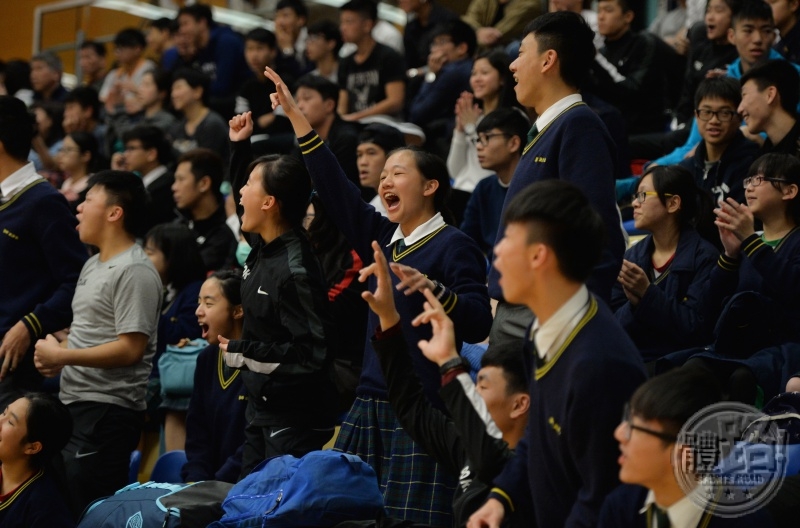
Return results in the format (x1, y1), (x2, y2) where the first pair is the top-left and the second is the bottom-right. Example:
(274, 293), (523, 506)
(338, 43), (406, 116)
(235, 76), (294, 136)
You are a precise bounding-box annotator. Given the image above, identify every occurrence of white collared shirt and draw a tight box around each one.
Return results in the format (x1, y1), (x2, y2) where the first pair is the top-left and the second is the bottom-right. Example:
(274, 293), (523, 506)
(387, 212), (445, 248)
(639, 489), (705, 528)
(141, 165), (168, 189)
(534, 93), (583, 134)
(0, 162), (42, 203)
(530, 285), (590, 363)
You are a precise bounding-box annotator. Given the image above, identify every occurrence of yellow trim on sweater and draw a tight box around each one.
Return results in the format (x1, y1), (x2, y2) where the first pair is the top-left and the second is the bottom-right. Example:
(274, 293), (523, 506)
(0, 180), (46, 211)
(522, 102), (586, 156)
(534, 297), (598, 380)
(0, 470), (43, 510)
(392, 225), (448, 261)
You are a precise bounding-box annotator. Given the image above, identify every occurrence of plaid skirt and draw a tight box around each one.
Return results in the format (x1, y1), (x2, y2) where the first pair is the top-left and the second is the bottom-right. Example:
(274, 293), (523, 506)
(334, 396), (457, 527)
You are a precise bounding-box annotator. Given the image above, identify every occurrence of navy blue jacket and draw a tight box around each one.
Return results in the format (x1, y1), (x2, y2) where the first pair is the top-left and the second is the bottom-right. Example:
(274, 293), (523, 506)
(611, 229), (718, 361)
(598, 484), (775, 527)
(490, 297), (646, 528)
(678, 131), (760, 205)
(152, 280), (204, 378)
(0, 469), (74, 528)
(408, 58), (472, 127)
(487, 102), (625, 304)
(460, 175), (507, 260)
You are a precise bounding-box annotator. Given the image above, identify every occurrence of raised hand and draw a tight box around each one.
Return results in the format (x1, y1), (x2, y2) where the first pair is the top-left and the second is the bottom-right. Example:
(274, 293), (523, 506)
(714, 197), (755, 242)
(411, 289), (458, 367)
(360, 241), (400, 330)
(229, 111), (254, 142)
(389, 262), (435, 296)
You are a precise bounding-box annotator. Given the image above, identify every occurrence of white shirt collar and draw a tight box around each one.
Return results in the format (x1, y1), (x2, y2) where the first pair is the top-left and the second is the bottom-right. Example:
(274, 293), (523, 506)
(141, 165), (168, 188)
(530, 285), (590, 362)
(534, 93), (583, 133)
(387, 212), (446, 247)
(639, 489), (705, 528)
(0, 163), (42, 203)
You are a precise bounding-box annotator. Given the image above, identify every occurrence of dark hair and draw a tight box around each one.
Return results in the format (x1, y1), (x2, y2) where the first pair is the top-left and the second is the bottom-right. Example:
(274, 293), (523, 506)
(246, 154), (313, 227)
(65, 86), (101, 121)
(477, 107), (530, 146)
(67, 131), (105, 173)
(22, 393), (73, 470)
(86, 170), (150, 237)
(31, 51), (62, 73)
(341, 0), (378, 21)
(308, 19), (344, 56)
(307, 193), (339, 254)
(522, 11), (596, 90)
(716, 0), (744, 16)
(732, 0), (774, 25)
(149, 17), (174, 33)
(630, 368), (722, 442)
(276, 0), (309, 18)
(143, 68), (173, 101)
(145, 224), (206, 289)
(503, 180), (606, 282)
(172, 67), (211, 107)
(481, 344), (529, 396)
(642, 165), (717, 243)
(598, 0), (637, 13)
(694, 76), (742, 109)
(31, 101), (64, 148)
(114, 28), (147, 49)
(358, 123), (405, 152)
(432, 19), (478, 58)
(296, 73), (340, 103)
(740, 60), (800, 116)
(178, 3), (214, 27)
(177, 148), (224, 202)
(0, 96), (35, 160)
(80, 40), (106, 57)
(2, 60), (32, 96)
(122, 125), (174, 166)
(747, 153), (800, 222)
(209, 268), (243, 306)
(388, 146), (453, 223)
(245, 28), (277, 48)
(474, 48), (517, 109)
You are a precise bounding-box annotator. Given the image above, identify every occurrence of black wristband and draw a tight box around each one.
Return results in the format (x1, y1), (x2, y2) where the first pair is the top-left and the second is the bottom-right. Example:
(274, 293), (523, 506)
(439, 356), (469, 375)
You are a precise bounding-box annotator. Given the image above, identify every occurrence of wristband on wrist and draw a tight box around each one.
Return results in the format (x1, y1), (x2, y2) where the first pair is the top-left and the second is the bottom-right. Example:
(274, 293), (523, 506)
(439, 356), (469, 375)
(431, 280), (446, 300)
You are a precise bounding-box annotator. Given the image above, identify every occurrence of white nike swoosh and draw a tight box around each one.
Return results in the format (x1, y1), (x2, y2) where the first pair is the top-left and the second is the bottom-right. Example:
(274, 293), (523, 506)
(270, 427), (291, 438)
(257, 287), (269, 296)
(74, 450), (99, 459)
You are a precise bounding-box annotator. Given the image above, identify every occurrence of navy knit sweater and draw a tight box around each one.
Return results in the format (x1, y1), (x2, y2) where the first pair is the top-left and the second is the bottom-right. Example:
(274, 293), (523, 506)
(490, 298), (646, 527)
(486, 102), (625, 304)
(0, 180), (87, 386)
(298, 132), (492, 409)
(0, 469), (74, 528)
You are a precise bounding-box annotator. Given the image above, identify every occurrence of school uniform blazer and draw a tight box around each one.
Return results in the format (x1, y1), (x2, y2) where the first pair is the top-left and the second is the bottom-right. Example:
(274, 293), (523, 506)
(611, 229), (718, 361)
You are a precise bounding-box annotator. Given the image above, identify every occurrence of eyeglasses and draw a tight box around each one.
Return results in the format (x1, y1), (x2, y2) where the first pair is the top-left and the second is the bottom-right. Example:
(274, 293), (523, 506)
(631, 191), (673, 204)
(744, 175), (788, 187)
(621, 404), (677, 443)
(471, 132), (508, 147)
(695, 108), (738, 122)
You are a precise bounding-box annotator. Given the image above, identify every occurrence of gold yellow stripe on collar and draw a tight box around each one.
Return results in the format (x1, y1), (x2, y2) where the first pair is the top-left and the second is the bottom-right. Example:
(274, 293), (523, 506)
(535, 297), (598, 380)
(392, 225), (448, 261)
(522, 102), (586, 156)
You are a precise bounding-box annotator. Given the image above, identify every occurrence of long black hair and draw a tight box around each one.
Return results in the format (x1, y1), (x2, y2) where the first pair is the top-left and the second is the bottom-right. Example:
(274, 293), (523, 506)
(145, 223), (206, 290)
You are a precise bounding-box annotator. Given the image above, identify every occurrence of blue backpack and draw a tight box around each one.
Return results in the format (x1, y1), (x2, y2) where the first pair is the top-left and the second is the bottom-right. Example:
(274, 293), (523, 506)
(210, 450), (384, 528)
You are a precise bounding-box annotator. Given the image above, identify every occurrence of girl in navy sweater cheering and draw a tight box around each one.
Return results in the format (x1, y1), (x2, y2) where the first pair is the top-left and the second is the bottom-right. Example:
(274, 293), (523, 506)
(251, 66), (492, 526)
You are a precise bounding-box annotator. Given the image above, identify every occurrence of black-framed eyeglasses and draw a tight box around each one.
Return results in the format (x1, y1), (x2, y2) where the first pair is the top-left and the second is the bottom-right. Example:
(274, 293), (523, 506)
(744, 175), (788, 187)
(631, 191), (673, 204)
(695, 108), (738, 122)
(471, 132), (508, 147)
(621, 403), (678, 443)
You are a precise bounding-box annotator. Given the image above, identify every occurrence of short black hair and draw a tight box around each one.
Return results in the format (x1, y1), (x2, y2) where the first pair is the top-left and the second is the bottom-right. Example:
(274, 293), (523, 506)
(522, 11), (596, 90)
(308, 19), (344, 56)
(502, 179), (606, 282)
(30, 101), (64, 147)
(2, 60), (32, 96)
(477, 107), (530, 147)
(143, 68), (173, 97)
(740, 59), (800, 116)
(747, 153), (800, 222)
(431, 19), (478, 58)
(276, 0), (309, 18)
(172, 67), (211, 107)
(481, 344), (529, 396)
(149, 17), (174, 33)
(64, 86), (101, 120)
(145, 224), (206, 289)
(178, 3), (214, 27)
(86, 170), (150, 237)
(630, 368), (722, 441)
(717, 0), (744, 16)
(0, 96), (35, 161)
(598, 0), (637, 14)
(209, 268), (243, 306)
(114, 28), (147, 49)
(177, 148), (224, 202)
(245, 28), (277, 48)
(80, 40), (106, 57)
(122, 125), (174, 166)
(296, 73), (340, 103)
(732, 0), (774, 25)
(693, 76), (742, 109)
(246, 154), (313, 227)
(23, 393), (73, 470)
(341, 0), (378, 21)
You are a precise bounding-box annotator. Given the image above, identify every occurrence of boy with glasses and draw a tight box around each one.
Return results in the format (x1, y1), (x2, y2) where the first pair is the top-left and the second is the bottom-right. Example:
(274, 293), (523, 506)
(679, 77), (759, 204)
